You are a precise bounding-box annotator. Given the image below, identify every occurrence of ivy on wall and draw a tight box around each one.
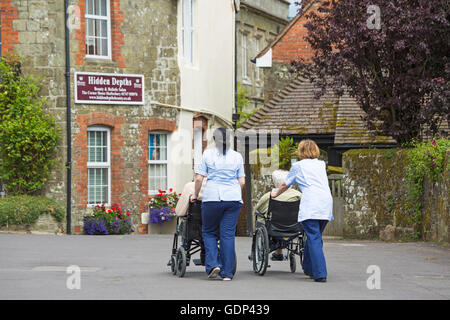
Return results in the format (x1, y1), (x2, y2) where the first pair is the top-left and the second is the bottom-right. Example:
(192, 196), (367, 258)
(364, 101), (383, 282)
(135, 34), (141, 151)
(405, 138), (450, 238)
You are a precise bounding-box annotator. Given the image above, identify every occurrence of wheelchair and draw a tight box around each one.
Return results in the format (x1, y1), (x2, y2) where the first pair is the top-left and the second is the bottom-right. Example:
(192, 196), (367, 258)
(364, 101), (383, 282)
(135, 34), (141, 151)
(250, 197), (305, 276)
(168, 200), (236, 278)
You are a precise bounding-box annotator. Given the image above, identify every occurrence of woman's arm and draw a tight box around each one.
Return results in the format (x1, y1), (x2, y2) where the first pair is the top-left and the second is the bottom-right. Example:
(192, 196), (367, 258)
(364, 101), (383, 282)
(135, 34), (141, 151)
(238, 176), (245, 189)
(270, 182), (289, 198)
(191, 174), (205, 202)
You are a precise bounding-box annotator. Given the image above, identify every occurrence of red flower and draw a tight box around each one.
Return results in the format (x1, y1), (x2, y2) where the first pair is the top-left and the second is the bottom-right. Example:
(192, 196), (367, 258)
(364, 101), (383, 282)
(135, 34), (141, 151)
(107, 210), (112, 213)
(126, 212), (130, 216)
(178, 193), (182, 196)
(169, 188), (173, 192)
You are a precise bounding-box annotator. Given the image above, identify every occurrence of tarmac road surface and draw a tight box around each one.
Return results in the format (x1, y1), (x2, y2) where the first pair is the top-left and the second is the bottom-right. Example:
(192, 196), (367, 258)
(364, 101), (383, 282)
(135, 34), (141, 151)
(0, 233), (449, 300)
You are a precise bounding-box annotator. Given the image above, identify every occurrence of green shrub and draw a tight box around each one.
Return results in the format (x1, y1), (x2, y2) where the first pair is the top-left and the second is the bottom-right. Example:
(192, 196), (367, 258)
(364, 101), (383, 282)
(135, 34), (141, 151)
(0, 195), (65, 226)
(272, 137), (298, 170)
(405, 138), (450, 237)
(0, 55), (60, 195)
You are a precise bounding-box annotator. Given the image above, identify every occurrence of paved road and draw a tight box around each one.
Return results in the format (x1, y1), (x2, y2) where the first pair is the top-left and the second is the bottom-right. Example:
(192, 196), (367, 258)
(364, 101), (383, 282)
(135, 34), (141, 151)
(0, 233), (449, 300)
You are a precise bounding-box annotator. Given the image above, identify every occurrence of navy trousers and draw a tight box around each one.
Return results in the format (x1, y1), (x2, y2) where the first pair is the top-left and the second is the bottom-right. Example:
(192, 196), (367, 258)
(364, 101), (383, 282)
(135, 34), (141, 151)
(201, 201), (242, 279)
(300, 219), (328, 280)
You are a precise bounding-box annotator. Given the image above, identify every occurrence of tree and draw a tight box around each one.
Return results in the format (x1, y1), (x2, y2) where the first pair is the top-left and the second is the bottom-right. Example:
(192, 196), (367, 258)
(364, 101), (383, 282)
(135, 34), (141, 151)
(0, 55), (60, 195)
(291, 0), (449, 144)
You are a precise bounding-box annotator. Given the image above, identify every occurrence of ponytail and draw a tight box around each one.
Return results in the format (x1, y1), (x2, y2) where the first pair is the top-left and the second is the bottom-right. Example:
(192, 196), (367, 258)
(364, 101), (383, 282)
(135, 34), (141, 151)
(213, 127), (230, 155)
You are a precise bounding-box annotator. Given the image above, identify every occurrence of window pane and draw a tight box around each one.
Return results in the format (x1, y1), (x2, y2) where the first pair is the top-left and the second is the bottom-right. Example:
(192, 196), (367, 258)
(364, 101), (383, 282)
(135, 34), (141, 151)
(94, 0), (99, 15)
(87, 168), (108, 204)
(88, 131), (107, 163)
(101, 38), (108, 57)
(100, 20), (107, 37)
(149, 164), (167, 192)
(86, 0), (93, 15)
(100, 0), (107, 16)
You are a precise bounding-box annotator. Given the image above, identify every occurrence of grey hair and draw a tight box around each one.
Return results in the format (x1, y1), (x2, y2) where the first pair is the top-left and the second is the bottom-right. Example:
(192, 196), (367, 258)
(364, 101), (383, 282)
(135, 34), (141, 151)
(272, 169), (289, 188)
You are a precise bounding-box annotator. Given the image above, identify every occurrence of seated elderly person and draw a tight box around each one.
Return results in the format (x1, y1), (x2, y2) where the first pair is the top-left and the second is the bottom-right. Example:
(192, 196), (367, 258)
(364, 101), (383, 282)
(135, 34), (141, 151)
(255, 169), (302, 261)
(175, 178), (207, 217)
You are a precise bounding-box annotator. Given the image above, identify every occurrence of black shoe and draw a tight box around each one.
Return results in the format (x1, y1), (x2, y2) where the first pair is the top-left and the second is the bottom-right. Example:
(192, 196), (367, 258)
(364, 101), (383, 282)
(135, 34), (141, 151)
(314, 277), (327, 282)
(208, 267), (221, 279)
(303, 270), (313, 278)
(271, 253), (284, 261)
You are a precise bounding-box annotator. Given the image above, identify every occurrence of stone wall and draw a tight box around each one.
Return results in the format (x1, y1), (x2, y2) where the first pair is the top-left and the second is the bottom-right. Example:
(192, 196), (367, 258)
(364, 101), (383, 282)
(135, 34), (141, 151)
(342, 149), (449, 242)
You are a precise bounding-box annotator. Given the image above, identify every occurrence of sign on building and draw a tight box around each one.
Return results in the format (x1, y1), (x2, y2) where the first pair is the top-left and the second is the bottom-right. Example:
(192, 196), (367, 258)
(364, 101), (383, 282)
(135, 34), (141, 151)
(74, 72), (145, 105)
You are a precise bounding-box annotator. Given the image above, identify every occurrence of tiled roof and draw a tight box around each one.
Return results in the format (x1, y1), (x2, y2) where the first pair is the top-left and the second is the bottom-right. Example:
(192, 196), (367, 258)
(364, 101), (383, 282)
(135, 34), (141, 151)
(241, 78), (396, 145)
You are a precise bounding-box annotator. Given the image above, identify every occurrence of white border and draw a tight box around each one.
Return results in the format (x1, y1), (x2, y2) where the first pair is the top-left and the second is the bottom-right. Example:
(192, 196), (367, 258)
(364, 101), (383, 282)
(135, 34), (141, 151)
(148, 131), (170, 195)
(85, 0), (112, 60)
(74, 71), (145, 105)
(86, 126), (111, 207)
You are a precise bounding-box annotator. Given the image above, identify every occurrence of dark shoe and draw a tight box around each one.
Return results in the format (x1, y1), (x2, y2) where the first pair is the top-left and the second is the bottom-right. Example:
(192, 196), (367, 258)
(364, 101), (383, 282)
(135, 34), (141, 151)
(314, 277), (327, 282)
(303, 270), (313, 278)
(271, 253), (284, 261)
(208, 266), (221, 279)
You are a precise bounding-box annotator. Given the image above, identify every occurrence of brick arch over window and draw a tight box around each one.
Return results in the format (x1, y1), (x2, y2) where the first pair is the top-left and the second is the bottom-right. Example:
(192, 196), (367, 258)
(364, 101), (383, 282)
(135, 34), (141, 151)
(138, 118), (177, 213)
(75, 0), (125, 67)
(75, 112), (125, 208)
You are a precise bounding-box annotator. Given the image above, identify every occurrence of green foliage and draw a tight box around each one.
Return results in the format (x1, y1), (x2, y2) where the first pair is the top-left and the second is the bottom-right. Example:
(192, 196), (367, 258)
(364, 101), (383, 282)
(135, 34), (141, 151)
(272, 137), (298, 170)
(405, 138), (450, 237)
(0, 55), (60, 195)
(236, 82), (258, 128)
(0, 195), (65, 226)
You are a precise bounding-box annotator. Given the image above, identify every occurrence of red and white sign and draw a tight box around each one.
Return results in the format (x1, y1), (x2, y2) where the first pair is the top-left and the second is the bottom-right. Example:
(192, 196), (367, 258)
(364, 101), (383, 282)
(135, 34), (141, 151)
(74, 72), (145, 105)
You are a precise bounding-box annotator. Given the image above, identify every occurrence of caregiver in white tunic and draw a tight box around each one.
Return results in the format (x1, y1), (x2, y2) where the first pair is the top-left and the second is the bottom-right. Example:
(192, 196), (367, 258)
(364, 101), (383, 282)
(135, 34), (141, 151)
(271, 139), (333, 282)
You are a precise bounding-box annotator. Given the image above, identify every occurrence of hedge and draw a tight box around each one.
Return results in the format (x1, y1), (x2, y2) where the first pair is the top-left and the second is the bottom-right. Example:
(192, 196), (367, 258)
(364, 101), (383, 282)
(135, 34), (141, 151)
(0, 196), (65, 226)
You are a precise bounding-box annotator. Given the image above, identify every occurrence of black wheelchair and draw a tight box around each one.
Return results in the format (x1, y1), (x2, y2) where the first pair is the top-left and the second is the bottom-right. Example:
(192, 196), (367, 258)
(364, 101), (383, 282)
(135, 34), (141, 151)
(250, 197), (305, 276)
(168, 200), (236, 277)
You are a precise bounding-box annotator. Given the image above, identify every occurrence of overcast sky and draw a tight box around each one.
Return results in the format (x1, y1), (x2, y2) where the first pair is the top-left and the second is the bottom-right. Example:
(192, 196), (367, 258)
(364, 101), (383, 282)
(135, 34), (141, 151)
(288, 0), (302, 19)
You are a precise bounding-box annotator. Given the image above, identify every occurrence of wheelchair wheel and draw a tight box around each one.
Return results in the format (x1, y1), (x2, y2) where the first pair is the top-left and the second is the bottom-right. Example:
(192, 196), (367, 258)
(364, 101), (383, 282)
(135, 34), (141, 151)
(170, 255), (177, 275)
(299, 234), (305, 266)
(175, 247), (187, 278)
(253, 225), (269, 276)
(289, 252), (296, 273)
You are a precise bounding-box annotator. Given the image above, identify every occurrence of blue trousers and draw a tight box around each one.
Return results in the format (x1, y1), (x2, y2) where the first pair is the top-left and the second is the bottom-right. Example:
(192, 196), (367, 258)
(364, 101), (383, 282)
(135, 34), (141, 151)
(201, 201), (242, 279)
(301, 219), (328, 280)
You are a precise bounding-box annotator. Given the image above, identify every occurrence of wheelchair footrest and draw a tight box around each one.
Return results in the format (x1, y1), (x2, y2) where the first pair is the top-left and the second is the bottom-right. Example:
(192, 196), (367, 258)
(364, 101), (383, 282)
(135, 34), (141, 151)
(192, 258), (204, 266)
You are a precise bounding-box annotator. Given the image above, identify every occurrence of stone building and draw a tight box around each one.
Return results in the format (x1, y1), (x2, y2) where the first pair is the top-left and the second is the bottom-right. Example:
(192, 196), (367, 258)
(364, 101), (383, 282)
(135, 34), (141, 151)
(236, 0), (290, 114)
(0, 0), (236, 233)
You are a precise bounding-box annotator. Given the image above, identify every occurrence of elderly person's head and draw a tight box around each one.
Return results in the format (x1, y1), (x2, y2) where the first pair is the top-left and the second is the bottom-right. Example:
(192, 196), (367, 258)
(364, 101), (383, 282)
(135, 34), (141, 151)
(272, 169), (289, 188)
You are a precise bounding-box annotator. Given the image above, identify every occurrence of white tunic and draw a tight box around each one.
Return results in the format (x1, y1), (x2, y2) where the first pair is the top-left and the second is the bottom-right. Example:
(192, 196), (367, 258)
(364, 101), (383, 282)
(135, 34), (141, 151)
(285, 159), (334, 222)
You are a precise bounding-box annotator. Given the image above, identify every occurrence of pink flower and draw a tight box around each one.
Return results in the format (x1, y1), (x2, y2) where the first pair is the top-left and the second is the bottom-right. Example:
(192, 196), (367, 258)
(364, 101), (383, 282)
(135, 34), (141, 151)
(429, 163), (436, 167)
(432, 141), (436, 146)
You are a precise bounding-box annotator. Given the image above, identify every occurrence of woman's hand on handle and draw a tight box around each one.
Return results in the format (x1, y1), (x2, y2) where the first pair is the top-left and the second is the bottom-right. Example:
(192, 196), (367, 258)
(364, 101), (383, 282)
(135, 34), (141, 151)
(270, 182), (289, 198)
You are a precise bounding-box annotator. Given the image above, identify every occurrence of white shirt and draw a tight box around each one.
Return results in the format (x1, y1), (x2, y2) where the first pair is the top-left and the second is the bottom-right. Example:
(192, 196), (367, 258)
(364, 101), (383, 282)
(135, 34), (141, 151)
(285, 159), (334, 222)
(195, 148), (245, 203)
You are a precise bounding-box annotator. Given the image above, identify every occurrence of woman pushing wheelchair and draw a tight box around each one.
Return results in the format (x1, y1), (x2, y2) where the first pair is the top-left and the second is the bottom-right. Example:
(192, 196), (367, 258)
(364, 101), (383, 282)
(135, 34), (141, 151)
(270, 139), (333, 282)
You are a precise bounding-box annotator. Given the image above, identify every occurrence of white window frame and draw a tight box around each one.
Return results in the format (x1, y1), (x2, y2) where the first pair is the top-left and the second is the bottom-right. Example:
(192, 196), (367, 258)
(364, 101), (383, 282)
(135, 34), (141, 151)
(85, 0), (112, 60)
(87, 126), (111, 207)
(182, 0), (194, 65)
(148, 131), (170, 195)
